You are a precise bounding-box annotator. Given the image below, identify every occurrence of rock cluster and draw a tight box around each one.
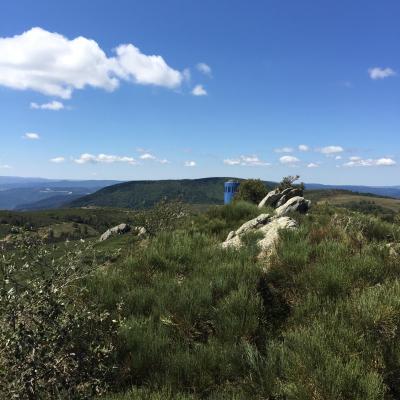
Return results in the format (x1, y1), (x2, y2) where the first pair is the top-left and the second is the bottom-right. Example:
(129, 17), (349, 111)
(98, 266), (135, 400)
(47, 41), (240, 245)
(222, 186), (311, 256)
(99, 224), (147, 241)
(258, 187), (311, 216)
(222, 214), (297, 257)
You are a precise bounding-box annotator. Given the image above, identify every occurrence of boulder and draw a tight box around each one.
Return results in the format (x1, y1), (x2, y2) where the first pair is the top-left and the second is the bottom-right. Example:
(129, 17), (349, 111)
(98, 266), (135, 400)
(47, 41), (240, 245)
(275, 188), (303, 208)
(275, 196), (311, 217)
(222, 213), (271, 249)
(99, 223), (131, 241)
(258, 189), (282, 208)
(221, 214), (297, 257)
(258, 216), (297, 256)
(134, 226), (147, 237)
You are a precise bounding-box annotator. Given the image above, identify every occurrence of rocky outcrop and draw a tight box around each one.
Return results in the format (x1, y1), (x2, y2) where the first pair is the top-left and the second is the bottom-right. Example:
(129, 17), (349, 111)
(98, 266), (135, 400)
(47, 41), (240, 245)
(99, 223), (131, 241)
(133, 226), (147, 238)
(275, 196), (311, 217)
(223, 214), (271, 248)
(222, 214), (297, 256)
(258, 187), (304, 209)
(275, 188), (303, 208)
(257, 217), (297, 256)
(258, 189), (282, 208)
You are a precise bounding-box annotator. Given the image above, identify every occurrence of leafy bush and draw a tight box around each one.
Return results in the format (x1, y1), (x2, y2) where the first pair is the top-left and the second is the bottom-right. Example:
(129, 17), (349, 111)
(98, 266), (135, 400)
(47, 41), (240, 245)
(135, 199), (187, 236)
(234, 179), (268, 204)
(0, 241), (119, 399)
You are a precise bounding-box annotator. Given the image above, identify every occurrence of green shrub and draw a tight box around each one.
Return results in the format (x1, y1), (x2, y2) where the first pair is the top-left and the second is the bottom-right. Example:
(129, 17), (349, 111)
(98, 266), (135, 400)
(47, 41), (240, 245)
(234, 179), (268, 204)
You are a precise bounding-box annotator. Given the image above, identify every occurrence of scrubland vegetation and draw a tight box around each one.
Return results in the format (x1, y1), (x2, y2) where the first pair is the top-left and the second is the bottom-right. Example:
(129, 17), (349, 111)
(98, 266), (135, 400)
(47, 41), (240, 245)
(1, 196), (400, 399)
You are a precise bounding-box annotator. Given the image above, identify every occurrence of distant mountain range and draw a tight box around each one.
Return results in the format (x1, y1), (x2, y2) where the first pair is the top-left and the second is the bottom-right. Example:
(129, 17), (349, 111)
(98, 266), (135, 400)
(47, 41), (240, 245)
(0, 177), (121, 210)
(1, 176), (400, 211)
(305, 183), (400, 199)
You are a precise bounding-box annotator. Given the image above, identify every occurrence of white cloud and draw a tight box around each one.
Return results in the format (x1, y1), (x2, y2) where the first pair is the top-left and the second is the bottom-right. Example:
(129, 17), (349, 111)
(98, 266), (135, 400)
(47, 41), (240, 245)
(196, 62), (212, 76)
(115, 43), (182, 88)
(274, 147), (294, 153)
(192, 84), (207, 96)
(74, 153), (137, 165)
(30, 100), (64, 110)
(184, 160), (196, 167)
(318, 145), (344, 155)
(343, 157), (396, 167)
(139, 153), (156, 160)
(224, 155), (269, 167)
(307, 162), (319, 168)
(0, 164), (11, 169)
(0, 27), (184, 99)
(335, 155), (342, 160)
(224, 159), (241, 166)
(298, 144), (310, 152)
(368, 67), (396, 80)
(279, 155), (300, 165)
(138, 152), (169, 164)
(50, 156), (65, 163)
(23, 132), (40, 140)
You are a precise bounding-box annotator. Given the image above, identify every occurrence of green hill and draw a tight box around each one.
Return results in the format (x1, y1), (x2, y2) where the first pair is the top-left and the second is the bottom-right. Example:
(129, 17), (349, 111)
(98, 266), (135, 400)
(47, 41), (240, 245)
(69, 177), (275, 209)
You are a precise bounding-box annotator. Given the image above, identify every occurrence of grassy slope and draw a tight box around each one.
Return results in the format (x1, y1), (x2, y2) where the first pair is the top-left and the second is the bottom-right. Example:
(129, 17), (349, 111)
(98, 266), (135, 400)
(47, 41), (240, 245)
(2, 198), (400, 399)
(90, 203), (400, 399)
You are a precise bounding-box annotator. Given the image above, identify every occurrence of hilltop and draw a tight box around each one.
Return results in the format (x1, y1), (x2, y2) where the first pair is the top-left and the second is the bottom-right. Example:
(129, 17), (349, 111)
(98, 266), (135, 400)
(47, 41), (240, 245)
(69, 177), (274, 209)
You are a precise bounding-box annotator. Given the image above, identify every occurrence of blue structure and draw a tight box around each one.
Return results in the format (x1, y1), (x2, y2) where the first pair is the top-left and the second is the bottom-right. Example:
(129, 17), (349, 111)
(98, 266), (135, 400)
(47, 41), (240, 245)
(224, 180), (240, 204)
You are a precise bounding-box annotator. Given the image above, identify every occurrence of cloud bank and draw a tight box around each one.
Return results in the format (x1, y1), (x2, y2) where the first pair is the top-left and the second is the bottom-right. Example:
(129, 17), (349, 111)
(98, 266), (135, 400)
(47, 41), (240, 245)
(0, 27), (184, 99)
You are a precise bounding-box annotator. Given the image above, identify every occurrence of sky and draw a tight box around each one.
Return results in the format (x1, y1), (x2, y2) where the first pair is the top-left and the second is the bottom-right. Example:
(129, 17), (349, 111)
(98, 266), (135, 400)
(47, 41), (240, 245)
(0, 0), (399, 185)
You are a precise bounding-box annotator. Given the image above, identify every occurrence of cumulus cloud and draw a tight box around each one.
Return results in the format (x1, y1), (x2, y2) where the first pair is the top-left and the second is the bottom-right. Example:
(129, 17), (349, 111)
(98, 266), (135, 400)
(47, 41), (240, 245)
(139, 153), (156, 160)
(192, 84), (207, 96)
(0, 27), (184, 99)
(196, 62), (212, 76)
(50, 156), (65, 163)
(115, 43), (182, 88)
(368, 67), (396, 80)
(224, 155), (269, 166)
(184, 160), (196, 167)
(74, 153), (137, 165)
(343, 156), (396, 167)
(30, 100), (64, 110)
(318, 145), (344, 155)
(138, 152), (169, 163)
(298, 144), (310, 152)
(274, 147), (294, 153)
(307, 162), (319, 168)
(23, 132), (40, 140)
(279, 155), (300, 165)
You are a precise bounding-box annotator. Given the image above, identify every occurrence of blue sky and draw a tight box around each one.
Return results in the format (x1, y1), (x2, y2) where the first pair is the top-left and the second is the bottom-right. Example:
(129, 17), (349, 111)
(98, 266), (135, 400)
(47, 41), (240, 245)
(0, 0), (399, 185)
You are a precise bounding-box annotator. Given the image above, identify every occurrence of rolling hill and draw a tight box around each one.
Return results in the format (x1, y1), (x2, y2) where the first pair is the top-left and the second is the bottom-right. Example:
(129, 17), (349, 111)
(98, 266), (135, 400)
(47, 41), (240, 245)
(70, 177), (276, 209)
(70, 177), (400, 211)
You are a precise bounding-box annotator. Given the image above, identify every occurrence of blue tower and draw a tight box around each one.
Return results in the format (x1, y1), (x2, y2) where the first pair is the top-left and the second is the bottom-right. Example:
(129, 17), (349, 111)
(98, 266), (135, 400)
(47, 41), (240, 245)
(224, 180), (240, 204)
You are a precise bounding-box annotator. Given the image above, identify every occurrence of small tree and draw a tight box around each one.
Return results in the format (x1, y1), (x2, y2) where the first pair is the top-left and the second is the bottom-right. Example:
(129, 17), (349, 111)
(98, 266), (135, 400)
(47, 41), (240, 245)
(278, 175), (304, 192)
(234, 179), (268, 204)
